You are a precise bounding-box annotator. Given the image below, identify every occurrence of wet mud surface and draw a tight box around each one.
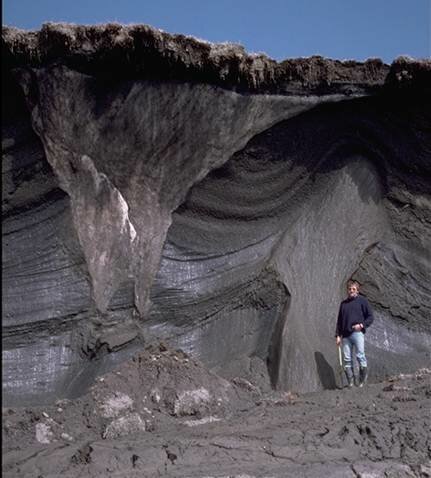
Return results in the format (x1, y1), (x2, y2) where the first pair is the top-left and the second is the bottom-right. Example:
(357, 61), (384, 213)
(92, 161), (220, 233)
(3, 345), (431, 477)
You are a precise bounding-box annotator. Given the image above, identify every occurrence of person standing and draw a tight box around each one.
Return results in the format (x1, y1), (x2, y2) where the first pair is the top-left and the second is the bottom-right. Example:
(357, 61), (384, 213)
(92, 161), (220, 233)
(335, 280), (374, 387)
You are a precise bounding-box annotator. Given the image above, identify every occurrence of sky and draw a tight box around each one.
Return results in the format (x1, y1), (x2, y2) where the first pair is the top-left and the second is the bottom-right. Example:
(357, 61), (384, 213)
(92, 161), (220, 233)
(3, 0), (430, 64)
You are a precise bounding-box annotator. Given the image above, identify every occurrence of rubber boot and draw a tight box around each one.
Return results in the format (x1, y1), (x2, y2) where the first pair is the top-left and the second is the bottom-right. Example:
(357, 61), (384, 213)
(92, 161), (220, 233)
(344, 367), (354, 388)
(359, 367), (368, 387)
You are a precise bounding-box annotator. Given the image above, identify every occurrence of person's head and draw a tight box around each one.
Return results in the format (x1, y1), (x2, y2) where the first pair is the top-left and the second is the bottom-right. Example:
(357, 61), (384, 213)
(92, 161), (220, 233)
(346, 280), (360, 298)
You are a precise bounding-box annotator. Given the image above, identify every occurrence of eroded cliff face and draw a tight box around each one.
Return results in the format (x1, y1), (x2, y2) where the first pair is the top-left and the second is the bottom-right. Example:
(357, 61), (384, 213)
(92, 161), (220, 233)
(2, 23), (431, 405)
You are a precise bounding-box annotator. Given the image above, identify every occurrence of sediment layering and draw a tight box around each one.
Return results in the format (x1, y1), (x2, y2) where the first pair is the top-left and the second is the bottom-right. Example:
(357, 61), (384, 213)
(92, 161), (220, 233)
(2, 23), (431, 409)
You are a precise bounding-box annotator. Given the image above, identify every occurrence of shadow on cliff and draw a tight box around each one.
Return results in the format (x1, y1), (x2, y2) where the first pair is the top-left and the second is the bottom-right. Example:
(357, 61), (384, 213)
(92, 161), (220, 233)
(267, 282), (291, 389)
(314, 351), (337, 390)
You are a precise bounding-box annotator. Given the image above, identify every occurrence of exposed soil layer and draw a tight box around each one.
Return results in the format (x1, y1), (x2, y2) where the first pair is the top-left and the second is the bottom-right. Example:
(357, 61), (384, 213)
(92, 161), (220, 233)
(3, 345), (431, 477)
(3, 23), (431, 96)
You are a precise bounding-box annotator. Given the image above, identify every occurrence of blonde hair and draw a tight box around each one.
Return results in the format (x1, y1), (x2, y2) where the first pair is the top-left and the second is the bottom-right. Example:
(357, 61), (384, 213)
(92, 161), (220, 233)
(347, 280), (360, 289)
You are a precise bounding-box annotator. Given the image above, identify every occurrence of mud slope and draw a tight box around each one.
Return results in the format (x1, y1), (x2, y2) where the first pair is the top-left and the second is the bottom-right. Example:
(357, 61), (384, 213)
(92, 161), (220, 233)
(3, 345), (431, 477)
(2, 23), (431, 406)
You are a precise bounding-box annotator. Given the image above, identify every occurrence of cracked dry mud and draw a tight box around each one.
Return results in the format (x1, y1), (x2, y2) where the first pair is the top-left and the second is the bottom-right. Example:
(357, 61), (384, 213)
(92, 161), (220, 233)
(2, 345), (431, 477)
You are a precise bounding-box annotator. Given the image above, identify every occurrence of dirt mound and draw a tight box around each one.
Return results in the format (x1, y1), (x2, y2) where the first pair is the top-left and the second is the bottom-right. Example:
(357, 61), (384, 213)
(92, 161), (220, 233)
(3, 343), (253, 453)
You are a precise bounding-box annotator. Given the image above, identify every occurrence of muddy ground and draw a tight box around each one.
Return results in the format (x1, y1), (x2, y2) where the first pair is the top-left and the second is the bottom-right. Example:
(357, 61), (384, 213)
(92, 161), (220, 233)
(2, 344), (431, 477)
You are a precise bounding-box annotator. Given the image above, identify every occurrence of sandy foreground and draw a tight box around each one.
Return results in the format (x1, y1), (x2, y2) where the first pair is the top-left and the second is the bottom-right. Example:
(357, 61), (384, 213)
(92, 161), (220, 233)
(3, 345), (431, 478)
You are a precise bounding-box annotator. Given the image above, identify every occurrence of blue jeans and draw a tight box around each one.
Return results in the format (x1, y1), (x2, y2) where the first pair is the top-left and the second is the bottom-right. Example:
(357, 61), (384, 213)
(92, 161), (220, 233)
(342, 331), (367, 368)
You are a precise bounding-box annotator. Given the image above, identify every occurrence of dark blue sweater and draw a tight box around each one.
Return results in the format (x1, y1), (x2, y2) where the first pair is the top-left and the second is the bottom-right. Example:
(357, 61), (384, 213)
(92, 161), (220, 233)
(335, 295), (374, 338)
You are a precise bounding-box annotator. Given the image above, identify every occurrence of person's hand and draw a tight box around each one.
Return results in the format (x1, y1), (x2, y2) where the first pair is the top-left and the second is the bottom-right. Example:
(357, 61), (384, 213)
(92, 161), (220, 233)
(353, 323), (364, 331)
(336, 336), (341, 346)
